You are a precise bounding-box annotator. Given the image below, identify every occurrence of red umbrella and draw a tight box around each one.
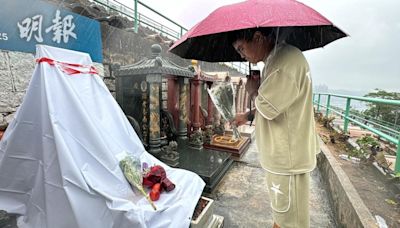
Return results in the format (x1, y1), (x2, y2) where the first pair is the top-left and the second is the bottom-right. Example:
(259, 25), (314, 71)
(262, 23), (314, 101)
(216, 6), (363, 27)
(169, 0), (347, 62)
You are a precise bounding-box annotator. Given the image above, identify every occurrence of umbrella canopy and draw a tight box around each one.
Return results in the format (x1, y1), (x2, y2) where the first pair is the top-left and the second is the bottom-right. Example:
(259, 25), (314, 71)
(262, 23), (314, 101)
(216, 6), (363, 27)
(169, 0), (347, 62)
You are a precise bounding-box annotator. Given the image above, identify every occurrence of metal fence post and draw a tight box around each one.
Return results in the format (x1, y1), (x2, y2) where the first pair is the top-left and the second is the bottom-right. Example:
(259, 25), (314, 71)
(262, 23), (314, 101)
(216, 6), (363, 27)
(134, 0), (138, 33)
(343, 98), (351, 133)
(395, 139), (400, 173)
(326, 94), (331, 117)
(317, 94), (321, 112)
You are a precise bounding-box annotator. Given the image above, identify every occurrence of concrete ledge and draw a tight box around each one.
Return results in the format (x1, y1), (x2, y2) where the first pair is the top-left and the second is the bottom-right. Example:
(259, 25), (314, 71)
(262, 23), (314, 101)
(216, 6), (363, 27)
(317, 141), (378, 228)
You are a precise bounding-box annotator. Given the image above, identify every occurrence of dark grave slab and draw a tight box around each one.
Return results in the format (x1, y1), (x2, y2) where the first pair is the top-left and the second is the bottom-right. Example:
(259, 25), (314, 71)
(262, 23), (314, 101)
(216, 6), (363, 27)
(177, 138), (233, 193)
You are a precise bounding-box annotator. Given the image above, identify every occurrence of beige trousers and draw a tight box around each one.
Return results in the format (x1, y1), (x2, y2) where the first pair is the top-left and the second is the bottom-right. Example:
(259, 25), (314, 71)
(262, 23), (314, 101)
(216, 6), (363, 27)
(265, 172), (310, 228)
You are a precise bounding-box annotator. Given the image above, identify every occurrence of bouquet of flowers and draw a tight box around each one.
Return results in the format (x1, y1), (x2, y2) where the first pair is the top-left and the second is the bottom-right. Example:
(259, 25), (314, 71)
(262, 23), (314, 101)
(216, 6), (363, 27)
(207, 82), (241, 140)
(119, 155), (157, 210)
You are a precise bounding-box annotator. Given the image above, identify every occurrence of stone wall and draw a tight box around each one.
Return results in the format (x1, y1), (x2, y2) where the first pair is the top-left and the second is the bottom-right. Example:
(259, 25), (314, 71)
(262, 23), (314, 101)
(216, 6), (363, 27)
(0, 51), (105, 128)
(0, 50), (104, 129)
(317, 141), (378, 228)
(0, 51), (34, 129)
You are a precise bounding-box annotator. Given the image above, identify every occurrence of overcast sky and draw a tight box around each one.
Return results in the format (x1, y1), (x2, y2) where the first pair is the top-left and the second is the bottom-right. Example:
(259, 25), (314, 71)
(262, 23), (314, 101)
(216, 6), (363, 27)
(122, 0), (400, 93)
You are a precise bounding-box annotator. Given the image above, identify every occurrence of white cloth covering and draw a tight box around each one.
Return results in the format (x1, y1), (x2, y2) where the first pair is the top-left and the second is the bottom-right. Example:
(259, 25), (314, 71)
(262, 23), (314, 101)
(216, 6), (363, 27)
(0, 45), (205, 228)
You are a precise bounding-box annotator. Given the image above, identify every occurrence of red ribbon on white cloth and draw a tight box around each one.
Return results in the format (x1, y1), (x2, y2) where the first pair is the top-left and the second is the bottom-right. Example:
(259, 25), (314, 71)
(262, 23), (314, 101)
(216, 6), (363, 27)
(36, 57), (98, 75)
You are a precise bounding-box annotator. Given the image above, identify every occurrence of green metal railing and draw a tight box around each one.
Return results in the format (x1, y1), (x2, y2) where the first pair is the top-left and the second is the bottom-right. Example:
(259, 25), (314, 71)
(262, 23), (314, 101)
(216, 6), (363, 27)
(92, 0), (187, 39)
(313, 93), (400, 173)
(90, 0), (249, 75)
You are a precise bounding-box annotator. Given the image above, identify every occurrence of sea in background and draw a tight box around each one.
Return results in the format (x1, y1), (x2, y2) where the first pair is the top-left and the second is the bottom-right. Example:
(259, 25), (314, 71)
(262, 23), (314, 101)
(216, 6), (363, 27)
(313, 86), (369, 112)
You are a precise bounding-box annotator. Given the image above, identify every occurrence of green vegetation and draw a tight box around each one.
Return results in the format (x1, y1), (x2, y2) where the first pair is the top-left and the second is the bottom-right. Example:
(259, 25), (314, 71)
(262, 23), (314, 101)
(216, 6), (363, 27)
(363, 89), (400, 127)
(347, 136), (380, 159)
(356, 135), (380, 149)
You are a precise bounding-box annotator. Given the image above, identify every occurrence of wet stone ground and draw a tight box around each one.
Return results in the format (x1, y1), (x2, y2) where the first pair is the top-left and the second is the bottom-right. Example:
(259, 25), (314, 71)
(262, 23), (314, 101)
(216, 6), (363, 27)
(207, 141), (336, 228)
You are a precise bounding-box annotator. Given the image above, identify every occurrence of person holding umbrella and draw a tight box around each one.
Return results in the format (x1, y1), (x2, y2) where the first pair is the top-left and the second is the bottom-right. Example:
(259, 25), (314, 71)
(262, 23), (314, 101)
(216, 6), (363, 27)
(230, 27), (319, 228)
(169, 1), (347, 227)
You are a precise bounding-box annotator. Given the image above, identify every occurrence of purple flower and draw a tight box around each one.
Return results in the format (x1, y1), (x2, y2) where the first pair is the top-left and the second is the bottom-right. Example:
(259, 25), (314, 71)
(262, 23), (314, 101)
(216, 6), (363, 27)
(142, 162), (148, 170)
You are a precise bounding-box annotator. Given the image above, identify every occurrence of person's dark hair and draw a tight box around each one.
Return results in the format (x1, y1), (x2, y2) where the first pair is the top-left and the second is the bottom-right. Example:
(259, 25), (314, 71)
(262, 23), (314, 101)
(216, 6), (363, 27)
(228, 28), (274, 44)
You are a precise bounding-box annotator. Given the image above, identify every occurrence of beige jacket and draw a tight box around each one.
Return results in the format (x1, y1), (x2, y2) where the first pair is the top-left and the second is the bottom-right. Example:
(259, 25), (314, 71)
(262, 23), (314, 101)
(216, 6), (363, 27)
(254, 44), (320, 175)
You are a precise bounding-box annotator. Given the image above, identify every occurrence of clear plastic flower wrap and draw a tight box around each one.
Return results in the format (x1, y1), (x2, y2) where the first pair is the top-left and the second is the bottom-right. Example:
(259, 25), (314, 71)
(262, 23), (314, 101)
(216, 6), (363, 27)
(207, 82), (241, 140)
(119, 155), (157, 210)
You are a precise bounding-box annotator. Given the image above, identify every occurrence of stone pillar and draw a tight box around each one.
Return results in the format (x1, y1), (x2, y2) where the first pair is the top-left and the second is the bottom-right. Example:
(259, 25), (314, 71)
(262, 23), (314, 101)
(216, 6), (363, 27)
(206, 81), (214, 125)
(161, 78), (168, 110)
(160, 77), (168, 147)
(178, 77), (189, 139)
(142, 92), (149, 146)
(147, 74), (162, 156)
(192, 75), (201, 131)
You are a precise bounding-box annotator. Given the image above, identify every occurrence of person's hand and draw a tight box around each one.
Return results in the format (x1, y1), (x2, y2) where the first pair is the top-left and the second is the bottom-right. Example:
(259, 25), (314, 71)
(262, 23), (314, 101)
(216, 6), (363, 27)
(231, 112), (248, 127)
(245, 75), (259, 99)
